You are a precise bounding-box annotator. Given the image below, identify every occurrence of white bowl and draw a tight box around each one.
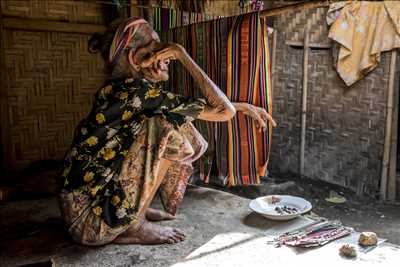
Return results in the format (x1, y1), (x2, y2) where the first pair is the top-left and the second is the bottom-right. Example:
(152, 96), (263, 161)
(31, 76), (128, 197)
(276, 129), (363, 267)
(249, 195), (312, 221)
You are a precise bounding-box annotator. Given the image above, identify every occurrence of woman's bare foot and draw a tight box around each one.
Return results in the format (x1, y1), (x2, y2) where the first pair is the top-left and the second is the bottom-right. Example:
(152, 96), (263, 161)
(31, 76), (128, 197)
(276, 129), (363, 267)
(145, 208), (176, 221)
(114, 219), (185, 244)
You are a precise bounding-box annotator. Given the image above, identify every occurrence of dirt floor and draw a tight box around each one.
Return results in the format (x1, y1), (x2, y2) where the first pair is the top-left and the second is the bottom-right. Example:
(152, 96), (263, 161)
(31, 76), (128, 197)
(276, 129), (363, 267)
(198, 175), (400, 244)
(1, 176), (399, 266)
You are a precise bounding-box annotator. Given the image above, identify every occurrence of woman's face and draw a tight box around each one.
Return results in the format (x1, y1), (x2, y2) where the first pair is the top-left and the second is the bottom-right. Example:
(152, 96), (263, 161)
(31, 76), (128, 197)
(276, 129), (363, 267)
(131, 25), (170, 82)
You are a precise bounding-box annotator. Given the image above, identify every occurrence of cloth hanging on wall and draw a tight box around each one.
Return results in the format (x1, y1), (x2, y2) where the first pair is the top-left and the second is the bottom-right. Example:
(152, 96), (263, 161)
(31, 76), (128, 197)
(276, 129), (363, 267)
(226, 13), (273, 185)
(153, 7), (220, 33)
(327, 1), (400, 86)
(157, 0), (205, 13)
(162, 12), (273, 186)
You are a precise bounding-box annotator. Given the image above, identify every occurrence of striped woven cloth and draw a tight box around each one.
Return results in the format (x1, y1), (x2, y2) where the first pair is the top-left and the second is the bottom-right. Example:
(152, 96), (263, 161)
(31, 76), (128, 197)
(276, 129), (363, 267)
(162, 12), (272, 186)
(153, 7), (220, 33)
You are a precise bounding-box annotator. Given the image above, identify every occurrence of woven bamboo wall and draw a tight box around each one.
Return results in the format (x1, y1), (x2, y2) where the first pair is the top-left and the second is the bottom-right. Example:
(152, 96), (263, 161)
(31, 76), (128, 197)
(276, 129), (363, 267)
(269, 6), (391, 196)
(280, 6), (331, 47)
(0, 0), (107, 171)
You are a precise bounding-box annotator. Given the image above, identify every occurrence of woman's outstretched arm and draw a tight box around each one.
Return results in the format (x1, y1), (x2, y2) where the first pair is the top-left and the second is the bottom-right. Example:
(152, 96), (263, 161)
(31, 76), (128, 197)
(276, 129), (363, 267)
(141, 43), (276, 128)
(141, 43), (235, 122)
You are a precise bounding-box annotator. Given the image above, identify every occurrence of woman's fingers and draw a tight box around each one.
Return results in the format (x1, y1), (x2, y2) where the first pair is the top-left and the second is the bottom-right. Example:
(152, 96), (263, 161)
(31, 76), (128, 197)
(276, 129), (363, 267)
(140, 54), (162, 68)
(139, 57), (155, 68)
(139, 53), (173, 68)
(259, 109), (277, 127)
(255, 121), (263, 132)
(140, 48), (176, 68)
(250, 108), (266, 130)
(247, 106), (277, 131)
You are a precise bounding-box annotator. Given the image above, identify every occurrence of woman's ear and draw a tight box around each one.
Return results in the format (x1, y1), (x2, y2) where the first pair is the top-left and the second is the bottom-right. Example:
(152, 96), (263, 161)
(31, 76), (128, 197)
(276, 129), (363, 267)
(128, 50), (141, 71)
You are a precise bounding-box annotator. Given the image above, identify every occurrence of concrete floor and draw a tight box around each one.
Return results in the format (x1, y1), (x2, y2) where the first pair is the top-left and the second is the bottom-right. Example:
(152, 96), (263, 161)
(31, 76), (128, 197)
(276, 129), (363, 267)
(1, 185), (399, 267)
(203, 176), (400, 245)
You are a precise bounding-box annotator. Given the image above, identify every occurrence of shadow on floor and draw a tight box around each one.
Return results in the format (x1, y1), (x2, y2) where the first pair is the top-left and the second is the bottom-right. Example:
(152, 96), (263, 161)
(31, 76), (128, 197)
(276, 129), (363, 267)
(0, 217), (77, 266)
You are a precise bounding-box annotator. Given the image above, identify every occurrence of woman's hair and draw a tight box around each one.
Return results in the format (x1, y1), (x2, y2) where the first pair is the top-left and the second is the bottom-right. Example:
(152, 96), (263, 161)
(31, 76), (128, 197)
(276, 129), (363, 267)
(88, 18), (153, 79)
(88, 19), (122, 62)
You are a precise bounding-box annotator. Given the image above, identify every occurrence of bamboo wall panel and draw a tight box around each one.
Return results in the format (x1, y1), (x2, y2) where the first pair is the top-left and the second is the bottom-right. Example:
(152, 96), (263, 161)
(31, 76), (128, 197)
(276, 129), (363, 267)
(269, 11), (390, 196)
(281, 7), (331, 46)
(1, 0), (105, 24)
(1, 29), (106, 170)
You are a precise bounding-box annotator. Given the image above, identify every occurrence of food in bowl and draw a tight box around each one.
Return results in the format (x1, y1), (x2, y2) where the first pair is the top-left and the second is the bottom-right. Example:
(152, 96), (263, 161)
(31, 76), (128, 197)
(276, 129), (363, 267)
(274, 205), (299, 215)
(263, 195), (281, 204)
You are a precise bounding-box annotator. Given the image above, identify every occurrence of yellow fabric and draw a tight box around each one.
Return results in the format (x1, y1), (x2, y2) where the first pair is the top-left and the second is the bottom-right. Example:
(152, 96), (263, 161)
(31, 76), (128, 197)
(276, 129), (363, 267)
(327, 1), (400, 86)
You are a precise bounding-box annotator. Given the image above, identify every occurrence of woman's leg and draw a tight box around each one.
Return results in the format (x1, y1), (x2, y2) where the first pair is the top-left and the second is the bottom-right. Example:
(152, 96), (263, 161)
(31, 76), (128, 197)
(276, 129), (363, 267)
(114, 118), (203, 245)
(114, 158), (185, 244)
(158, 122), (207, 215)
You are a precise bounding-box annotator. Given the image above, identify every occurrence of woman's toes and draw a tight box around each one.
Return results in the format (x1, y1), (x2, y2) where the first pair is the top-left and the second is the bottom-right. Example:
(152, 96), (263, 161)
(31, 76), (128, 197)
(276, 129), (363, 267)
(175, 231), (185, 239)
(173, 228), (185, 237)
(164, 228), (184, 243)
(169, 236), (179, 243)
(172, 231), (185, 241)
(164, 213), (176, 220)
(158, 210), (175, 220)
(173, 228), (184, 235)
(166, 238), (175, 244)
(176, 234), (185, 242)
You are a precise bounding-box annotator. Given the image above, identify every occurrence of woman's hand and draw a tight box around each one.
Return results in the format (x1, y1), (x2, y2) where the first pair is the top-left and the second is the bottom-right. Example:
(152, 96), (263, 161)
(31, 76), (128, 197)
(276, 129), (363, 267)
(140, 43), (184, 68)
(233, 103), (276, 131)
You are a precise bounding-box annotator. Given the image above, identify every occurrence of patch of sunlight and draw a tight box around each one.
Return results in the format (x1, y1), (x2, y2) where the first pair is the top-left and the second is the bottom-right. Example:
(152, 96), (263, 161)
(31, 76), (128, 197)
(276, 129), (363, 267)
(172, 232), (400, 267)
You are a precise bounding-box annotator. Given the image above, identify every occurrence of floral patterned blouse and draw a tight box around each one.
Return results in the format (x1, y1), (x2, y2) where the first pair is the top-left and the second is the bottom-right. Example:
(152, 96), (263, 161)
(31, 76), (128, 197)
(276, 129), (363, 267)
(59, 78), (206, 228)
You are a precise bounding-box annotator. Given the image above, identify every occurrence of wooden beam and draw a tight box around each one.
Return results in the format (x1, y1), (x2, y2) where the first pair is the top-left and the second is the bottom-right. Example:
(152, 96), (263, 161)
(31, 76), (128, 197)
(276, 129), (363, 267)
(286, 40), (331, 49)
(380, 50), (398, 201)
(81, 0), (329, 17)
(300, 23), (310, 177)
(260, 0), (330, 18)
(3, 17), (106, 34)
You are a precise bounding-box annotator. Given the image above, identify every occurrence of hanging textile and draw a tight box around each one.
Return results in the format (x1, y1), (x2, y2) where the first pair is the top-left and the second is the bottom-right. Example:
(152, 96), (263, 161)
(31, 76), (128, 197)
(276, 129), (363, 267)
(157, 0), (205, 13)
(226, 13), (273, 185)
(327, 1), (400, 86)
(162, 12), (273, 186)
(153, 7), (220, 33)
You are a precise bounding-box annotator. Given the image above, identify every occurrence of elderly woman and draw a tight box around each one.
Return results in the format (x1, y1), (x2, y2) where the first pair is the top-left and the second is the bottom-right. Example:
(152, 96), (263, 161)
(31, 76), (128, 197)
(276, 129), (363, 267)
(58, 17), (276, 246)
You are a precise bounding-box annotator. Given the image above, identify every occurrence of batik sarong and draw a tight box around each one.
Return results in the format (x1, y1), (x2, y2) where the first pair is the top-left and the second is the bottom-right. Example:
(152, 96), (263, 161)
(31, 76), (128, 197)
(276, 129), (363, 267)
(58, 78), (207, 245)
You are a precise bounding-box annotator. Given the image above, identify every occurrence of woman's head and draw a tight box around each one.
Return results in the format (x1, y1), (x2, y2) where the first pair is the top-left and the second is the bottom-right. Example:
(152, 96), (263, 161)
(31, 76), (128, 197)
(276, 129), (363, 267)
(89, 17), (170, 82)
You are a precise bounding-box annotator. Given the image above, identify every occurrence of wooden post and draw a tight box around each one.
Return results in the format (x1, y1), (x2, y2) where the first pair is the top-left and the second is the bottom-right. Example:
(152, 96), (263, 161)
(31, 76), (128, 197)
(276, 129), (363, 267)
(300, 23), (310, 177)
(270, 29), (277, 100)
(387, 50), (398, 201)
(144, 0), (157, 27)
(380, 50), (398, 201)
(0, 3), (9, 172)
(130, 0), (142, 17)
